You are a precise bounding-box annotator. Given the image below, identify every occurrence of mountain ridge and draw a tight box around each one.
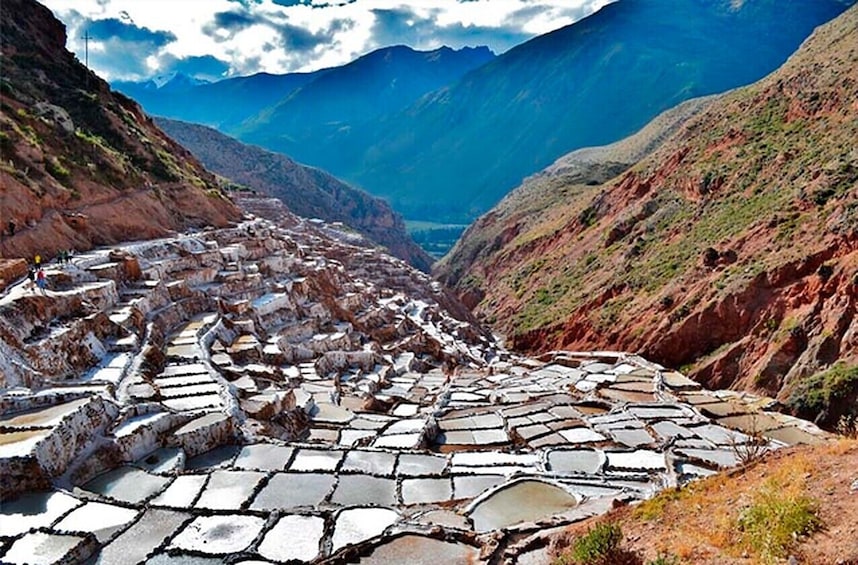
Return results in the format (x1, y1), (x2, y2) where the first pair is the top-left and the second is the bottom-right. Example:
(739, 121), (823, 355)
(439, 3), (858, 428)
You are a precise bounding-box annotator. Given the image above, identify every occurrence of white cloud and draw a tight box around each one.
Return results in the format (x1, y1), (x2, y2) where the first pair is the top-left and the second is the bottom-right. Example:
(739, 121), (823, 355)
(41, 0), (613, 81)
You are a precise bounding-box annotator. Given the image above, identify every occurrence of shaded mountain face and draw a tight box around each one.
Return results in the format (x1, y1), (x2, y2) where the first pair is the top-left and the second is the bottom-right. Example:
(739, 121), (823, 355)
(116, 44), (494, 145)
(237, 0), (852, 223)
(231, 45), (495, 167)
(0, 0), (240, 262)
(156, 118), (434, 272)
(438, 4), (858, 428)
(113, 71), (320, 131)
(332, 0), (846, 222)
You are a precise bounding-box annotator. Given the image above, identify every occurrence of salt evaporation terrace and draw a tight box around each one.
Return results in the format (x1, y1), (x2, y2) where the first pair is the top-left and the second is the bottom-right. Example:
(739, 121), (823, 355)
(0, 206), (829, 564)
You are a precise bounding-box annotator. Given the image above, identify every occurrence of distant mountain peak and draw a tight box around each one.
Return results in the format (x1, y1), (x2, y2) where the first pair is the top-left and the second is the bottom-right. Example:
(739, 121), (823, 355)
(150, 71), (211, 91)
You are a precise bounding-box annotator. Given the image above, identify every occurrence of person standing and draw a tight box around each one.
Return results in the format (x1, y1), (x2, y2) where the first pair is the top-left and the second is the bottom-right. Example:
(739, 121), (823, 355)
(26, 265), (35, 292)
(36, 268), (47, 295)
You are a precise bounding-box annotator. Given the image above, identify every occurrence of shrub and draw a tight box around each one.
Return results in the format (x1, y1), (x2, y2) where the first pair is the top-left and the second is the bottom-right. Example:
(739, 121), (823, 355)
(568, 522), (624, 564)
(735, 481), (822, 563)
(45, 157), (70, 182)
(646, 554), (681, 565)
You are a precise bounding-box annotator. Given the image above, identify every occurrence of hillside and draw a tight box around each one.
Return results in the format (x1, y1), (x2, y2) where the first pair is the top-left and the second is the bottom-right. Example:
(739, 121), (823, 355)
(549, 439), (858, 564)
(436, 94), (719, 299)
(326, 0), (854, 222)
(0, 0), (240, 265)
(439, 4), (858, 429)
(156, 118), (433, 272)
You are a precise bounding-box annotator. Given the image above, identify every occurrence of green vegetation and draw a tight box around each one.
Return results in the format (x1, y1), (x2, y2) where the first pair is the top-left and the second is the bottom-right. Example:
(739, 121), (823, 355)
(556, 522), (624, 565)
(735, 479), (822, 563)
(45, 156), (70, 182)
(646, 554), (681, 565)
(788, 362), (858, 425)
(633, 488), (685, 521)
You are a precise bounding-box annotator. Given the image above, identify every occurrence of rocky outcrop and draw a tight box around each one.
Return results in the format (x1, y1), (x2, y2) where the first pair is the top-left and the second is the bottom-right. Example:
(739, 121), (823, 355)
(0, 0), (240, 263)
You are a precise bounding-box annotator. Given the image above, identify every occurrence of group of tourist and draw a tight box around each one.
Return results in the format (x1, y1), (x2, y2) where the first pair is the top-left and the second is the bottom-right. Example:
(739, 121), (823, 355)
(23, 250), (73, 295)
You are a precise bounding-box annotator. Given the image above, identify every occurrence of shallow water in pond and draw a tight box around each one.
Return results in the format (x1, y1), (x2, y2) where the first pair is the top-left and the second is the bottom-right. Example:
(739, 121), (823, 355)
(84, 466), (171, 503)
(467, 480), (578, 532)
(250, 472), (336, 510)
(359, 534), (479, 564)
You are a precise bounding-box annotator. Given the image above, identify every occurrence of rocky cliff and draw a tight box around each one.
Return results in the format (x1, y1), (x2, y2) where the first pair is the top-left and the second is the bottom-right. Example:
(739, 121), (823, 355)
(0, 0), (240, 265)
(156, 118), (433, 272)
(439, 5), (858, 428)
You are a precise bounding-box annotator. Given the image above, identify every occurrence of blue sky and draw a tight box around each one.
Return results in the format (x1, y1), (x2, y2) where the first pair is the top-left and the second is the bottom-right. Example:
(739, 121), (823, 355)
(41, 0), (613, 82)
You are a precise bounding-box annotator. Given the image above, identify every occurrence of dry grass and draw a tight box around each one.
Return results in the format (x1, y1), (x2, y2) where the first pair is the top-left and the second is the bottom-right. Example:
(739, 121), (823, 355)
(553, 441), (858, 564)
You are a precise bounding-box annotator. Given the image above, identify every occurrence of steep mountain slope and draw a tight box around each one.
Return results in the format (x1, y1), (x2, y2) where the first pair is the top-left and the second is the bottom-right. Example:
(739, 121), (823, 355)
(235, 45), (495, 170)
(156, 118), (433, 272)
(328, 0), (850, 222)
(114, 71), (319, 130)
(0, 0), (240, 262)
(436, 94), (719, 299)
(439, 4), (858, 428)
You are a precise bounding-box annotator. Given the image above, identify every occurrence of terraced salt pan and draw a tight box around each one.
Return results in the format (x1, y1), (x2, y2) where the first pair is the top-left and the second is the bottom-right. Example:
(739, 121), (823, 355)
(0, 397), (90, 428)
(54, 501), (139, 542)
(150, 474), (208, 507)
(605, 450), (666, 470)
(162, 394), (222, 411)
(453, 474), (505, 499)
(341, 450), (397, 475)
(94, 509), (189, 565)
(233, 443), (294, 471)
(331, 507), (399, 552)
(0, 428), (51, 457)
(169, 515), (267, 554)
(83, 466), (171, 503)
(134, 447), (184, 474)
(559, 428), (606, 443)
(289, 448), (343, 471)
(0, 490), (81, 537)
(194, 470), (266, 509)
(2, 531), (91, 565)
(373, 433), (421, 449)
(332, 474), (397, 505)
(258, 514), (325, 563)
(396, 453), (447, 476)
(358, 534), (480, 564)
(112, 412), (171, 438)
(184, 445), (240, 471)
(251, 472), (336, 510)
(467, 479), (579, 532)
(547, 449), (605, 474)
(401, 477), (453, 504)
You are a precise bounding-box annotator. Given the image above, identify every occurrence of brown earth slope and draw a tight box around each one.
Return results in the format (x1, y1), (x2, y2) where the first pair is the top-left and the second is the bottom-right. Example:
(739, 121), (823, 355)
(438, 5), (858, 428)
(549, 439), (858, 564)
(0, 0), (240, 265)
